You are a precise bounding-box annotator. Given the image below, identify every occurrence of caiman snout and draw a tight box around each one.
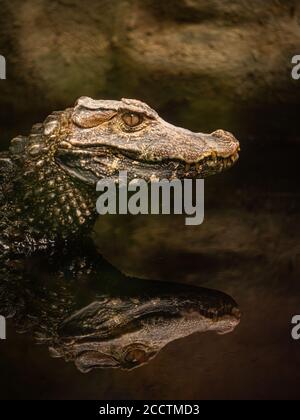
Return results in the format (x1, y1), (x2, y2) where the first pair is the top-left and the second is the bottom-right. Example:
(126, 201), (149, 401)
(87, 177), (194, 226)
(151, 123), (240, 178)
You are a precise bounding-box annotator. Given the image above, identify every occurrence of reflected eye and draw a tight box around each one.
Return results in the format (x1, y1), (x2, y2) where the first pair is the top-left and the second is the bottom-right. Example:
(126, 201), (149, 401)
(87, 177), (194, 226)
(125, 348), (147, 364)
(121, 112), (143, 128)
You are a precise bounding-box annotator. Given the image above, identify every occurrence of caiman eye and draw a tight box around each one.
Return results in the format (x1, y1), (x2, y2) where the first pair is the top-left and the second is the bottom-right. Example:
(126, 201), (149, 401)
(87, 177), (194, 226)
(124, 348), (147, 364)
(121, 112), (143, 128)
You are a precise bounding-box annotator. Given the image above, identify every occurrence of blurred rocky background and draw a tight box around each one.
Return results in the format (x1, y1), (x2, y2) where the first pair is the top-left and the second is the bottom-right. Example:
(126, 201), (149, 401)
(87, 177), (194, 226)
(0, 0), (300, 145)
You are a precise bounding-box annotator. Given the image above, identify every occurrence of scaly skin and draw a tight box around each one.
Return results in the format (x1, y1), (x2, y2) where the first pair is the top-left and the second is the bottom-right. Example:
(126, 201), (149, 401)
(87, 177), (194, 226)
(0, 97), (240, 255)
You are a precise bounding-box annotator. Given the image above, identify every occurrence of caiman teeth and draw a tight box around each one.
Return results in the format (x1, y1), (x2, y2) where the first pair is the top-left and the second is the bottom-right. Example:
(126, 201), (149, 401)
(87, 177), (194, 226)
(182, 151), (239, 173)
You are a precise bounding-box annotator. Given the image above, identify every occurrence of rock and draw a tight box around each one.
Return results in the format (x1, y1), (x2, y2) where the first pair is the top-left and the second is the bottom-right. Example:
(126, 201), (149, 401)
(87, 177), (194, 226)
(0, 0), (299, 147)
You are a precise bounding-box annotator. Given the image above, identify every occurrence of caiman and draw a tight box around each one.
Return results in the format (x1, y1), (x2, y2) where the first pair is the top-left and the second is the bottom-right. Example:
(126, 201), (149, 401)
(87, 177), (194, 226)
(0, 97), (240, 371)
(0, 97), (239, 256)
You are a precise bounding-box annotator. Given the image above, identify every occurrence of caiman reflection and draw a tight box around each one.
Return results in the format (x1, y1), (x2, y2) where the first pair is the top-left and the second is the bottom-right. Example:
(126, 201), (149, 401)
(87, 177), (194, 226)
(58, 288), (240, 372)
(0, 247), (241, 373)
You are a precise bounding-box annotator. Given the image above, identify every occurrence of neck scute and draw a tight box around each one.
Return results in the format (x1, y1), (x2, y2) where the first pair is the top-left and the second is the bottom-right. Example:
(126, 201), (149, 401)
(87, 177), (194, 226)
(1, 114), (98, 255)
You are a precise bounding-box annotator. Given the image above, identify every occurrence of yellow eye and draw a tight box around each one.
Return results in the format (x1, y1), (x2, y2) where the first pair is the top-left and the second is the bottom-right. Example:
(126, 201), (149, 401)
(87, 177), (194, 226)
(122, 112), (143, 128)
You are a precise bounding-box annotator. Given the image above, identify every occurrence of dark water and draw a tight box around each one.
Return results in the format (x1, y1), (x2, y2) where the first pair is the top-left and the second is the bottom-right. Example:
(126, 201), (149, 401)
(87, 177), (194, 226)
(0, 161), (300, 400)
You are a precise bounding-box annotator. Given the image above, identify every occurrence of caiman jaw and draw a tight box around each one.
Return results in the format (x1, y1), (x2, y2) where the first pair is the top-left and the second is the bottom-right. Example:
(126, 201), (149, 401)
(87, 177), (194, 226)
(180, 149), (240, 177)
(56, 135), (240, 183)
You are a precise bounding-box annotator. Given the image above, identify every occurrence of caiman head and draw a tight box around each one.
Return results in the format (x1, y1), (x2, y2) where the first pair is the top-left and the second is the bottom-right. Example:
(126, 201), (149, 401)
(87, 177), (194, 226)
(56, 97), (240, 182)
(52, 286), (240, 372)
(9, 97), (239, 239)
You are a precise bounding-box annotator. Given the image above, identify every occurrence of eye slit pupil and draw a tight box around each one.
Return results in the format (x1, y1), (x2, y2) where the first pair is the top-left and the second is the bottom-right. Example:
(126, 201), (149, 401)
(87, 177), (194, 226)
(122, 112), (142, 128)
